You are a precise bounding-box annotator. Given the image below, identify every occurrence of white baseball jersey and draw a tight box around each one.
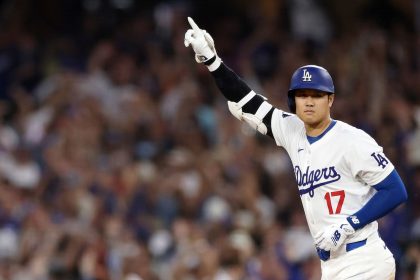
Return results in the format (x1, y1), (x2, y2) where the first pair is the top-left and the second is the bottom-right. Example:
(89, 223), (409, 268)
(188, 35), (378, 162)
(270, 109), (395, 243)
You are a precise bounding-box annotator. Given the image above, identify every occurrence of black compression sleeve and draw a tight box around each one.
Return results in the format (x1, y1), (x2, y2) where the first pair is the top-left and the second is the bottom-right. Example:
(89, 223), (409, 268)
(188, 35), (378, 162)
(210, 62), (274, 138)
(210, 63), (252, 102)
(242, 95), (264, 113)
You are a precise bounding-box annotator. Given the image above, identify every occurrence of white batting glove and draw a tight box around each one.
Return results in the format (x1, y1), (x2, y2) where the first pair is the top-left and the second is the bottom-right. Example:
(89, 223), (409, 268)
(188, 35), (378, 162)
(184, 17), (221, 71)
(315, 222), (355, 252)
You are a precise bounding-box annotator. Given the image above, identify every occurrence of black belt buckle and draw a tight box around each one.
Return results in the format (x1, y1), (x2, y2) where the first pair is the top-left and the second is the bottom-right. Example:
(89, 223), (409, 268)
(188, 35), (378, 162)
(316, 247), (330, 261)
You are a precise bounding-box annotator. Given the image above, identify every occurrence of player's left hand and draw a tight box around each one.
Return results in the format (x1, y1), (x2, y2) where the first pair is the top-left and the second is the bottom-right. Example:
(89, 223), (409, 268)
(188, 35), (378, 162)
(315, 222), (355, 252)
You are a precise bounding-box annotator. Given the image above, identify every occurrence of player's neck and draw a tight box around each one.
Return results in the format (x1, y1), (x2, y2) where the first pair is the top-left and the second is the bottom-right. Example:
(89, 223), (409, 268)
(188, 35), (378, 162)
(305, 117), (332, 137)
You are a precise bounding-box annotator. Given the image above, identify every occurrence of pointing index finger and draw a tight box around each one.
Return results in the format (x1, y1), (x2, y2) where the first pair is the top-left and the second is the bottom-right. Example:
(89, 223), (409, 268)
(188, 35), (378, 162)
(188, 17), (201, 32)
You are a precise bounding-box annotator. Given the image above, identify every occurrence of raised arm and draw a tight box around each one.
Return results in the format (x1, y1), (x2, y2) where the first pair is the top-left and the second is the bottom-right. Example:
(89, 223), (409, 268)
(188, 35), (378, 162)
(184, 17), (275, 137)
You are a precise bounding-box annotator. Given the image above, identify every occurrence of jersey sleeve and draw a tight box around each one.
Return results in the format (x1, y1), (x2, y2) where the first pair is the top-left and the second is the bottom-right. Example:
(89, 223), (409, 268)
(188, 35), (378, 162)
(270, 108), (303, 150)
(345, 130), (394, 186)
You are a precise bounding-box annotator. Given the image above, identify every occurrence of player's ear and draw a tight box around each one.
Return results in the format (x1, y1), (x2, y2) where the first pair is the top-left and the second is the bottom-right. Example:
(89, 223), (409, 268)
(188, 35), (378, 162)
(328, 94), (334, 108)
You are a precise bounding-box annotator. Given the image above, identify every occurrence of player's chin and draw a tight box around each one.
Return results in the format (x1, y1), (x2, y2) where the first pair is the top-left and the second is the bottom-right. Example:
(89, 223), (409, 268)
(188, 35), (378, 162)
(299, 114), (319, 124)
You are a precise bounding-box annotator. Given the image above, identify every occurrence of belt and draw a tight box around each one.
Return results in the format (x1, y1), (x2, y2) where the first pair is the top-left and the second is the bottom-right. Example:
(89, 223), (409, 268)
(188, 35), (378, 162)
(346, 239), (367, 252)
(317, 239), (367, 261)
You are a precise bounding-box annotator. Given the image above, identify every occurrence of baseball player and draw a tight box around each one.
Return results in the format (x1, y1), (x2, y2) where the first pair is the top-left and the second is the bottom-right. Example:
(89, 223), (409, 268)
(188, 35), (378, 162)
(184, 17), (408, 279)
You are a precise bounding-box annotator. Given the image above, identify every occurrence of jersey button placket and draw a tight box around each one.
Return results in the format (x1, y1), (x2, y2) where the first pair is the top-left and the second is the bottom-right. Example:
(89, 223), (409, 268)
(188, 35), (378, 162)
(306, 147), (311, 166)
(306, 147), (314, 225)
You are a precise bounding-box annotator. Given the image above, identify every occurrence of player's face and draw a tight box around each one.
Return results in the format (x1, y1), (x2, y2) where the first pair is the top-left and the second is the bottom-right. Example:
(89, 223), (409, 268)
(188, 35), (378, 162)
(294, 89), (334, 126)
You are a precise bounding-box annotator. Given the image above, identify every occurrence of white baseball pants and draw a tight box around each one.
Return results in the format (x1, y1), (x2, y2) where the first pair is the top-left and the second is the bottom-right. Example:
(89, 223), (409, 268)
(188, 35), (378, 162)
(320, 232), (395, 280)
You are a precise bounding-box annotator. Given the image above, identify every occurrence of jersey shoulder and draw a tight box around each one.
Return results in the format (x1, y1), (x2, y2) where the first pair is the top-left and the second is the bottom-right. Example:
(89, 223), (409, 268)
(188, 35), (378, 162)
(334, 121), (382, 152)
(271, 109), (305, 148)
(272, 109), (303, 127)
(334, 120), (378, 145)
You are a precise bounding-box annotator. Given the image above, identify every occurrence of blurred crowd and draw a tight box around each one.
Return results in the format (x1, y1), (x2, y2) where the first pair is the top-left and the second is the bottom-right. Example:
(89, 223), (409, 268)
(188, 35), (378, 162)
(0, 0), (419, 279)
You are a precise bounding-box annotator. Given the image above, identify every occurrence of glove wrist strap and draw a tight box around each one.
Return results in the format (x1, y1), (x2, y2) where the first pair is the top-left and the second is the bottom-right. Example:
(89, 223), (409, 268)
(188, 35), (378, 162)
(205, 56), (222, 72)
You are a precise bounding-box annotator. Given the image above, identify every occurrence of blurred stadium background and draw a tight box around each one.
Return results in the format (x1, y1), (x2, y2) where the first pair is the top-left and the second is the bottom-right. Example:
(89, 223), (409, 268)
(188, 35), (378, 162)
(0, 0), (418, 279)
